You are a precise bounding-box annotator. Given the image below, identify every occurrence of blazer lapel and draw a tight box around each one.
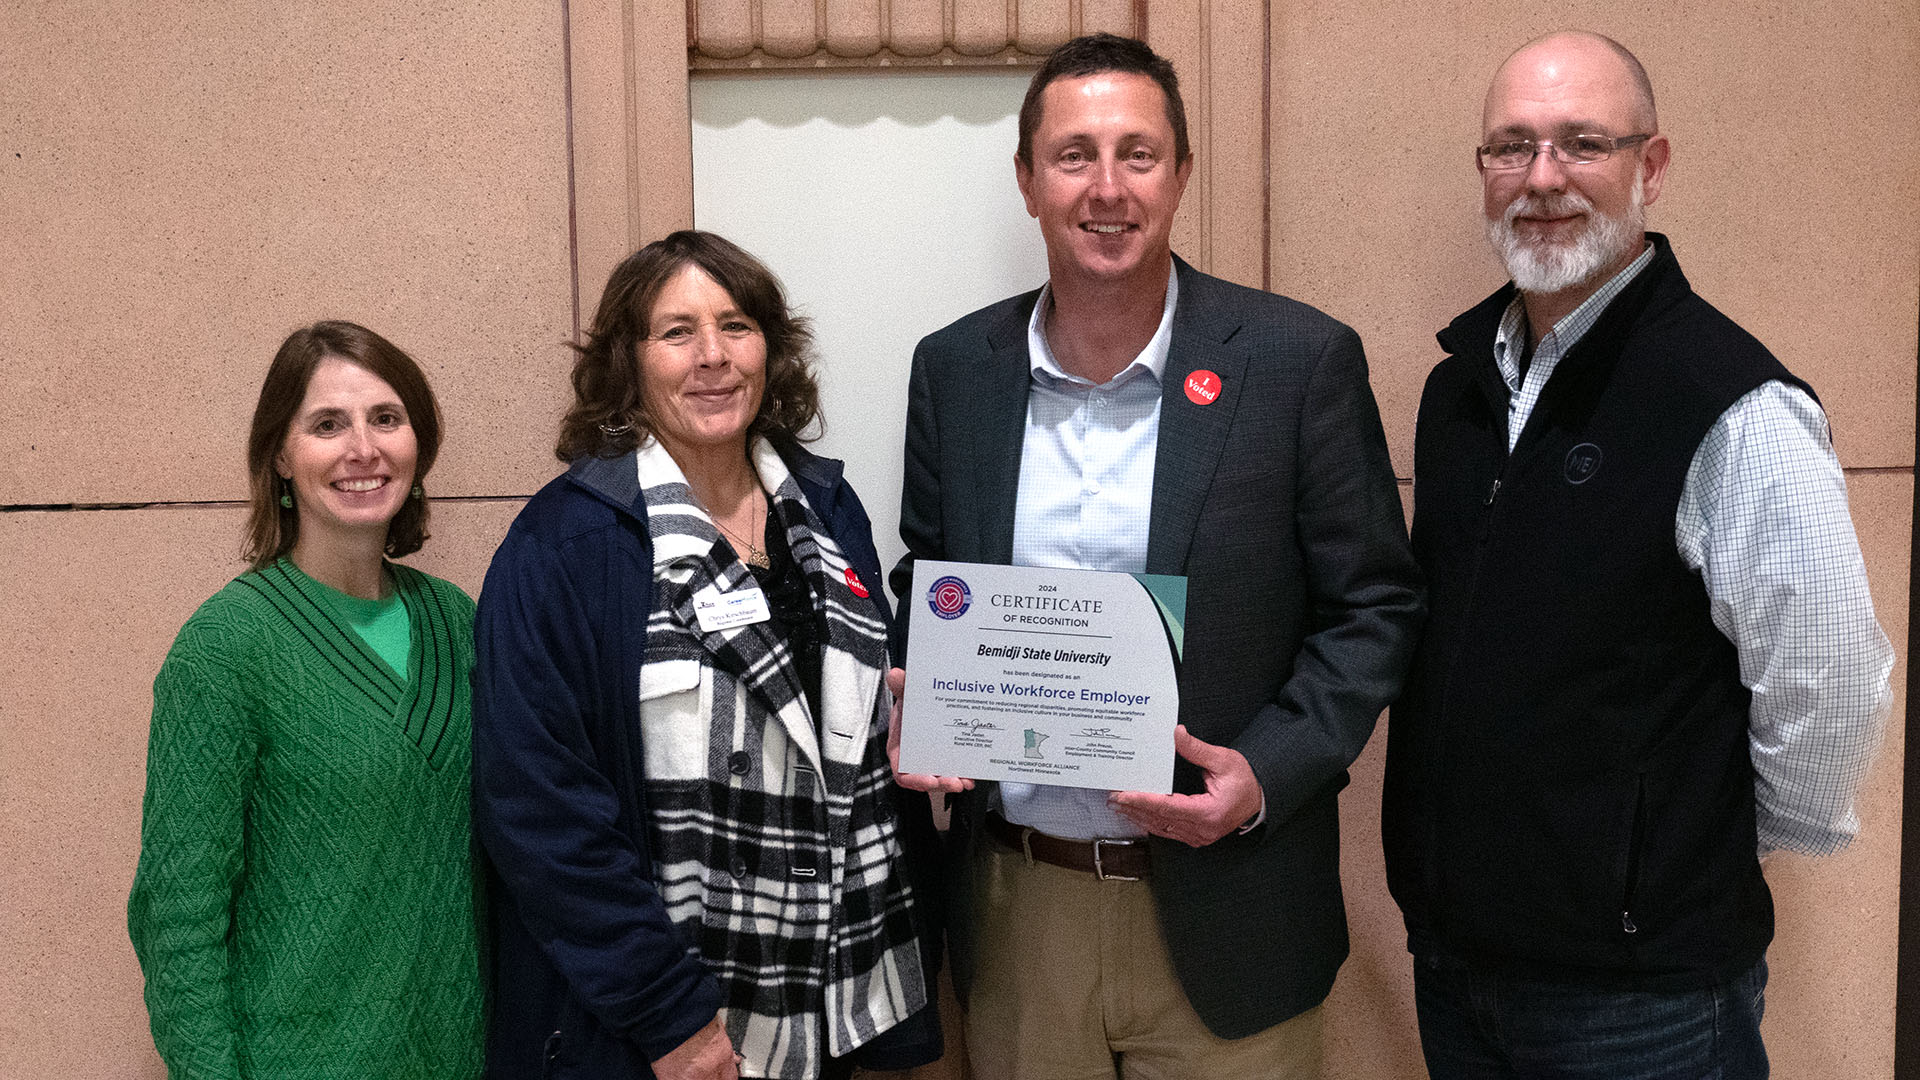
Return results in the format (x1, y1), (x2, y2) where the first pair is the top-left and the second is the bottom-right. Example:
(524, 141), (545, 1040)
(973, 294), (1040, 564)
(1148, 260), (1248, 577)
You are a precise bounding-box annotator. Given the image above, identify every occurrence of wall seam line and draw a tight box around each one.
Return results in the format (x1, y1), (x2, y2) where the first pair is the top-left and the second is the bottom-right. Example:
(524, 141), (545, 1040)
(623, 0), (642, 248)
(561, 0), (582, 342)
(1260, 0), (1271, 292)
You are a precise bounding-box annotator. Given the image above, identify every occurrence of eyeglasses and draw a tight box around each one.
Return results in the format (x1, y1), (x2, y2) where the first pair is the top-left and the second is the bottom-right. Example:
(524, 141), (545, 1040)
(1476, 133), (1653, 170)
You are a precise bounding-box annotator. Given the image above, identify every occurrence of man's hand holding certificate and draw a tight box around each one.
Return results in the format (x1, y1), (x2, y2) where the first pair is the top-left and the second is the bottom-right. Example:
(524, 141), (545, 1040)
(894, 560), (1186, 793)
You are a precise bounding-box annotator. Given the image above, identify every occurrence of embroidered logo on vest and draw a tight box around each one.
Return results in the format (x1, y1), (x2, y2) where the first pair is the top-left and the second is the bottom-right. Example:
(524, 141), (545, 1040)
(1564, 443), (1603, 484)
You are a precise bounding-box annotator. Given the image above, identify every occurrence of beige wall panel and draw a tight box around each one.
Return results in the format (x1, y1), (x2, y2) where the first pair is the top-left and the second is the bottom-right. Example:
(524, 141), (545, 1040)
(402, 498), (530, 594)
(571, 0), (695, 301)
(1268, 4), (1511, 475)
(1649, 17), (1918, 469)
(623, 0), (698, 249)
(694, 0), (759, 59)
(952, 0), (1015, 55)
(762, 0), (825, 58)
(1013, 0), (1075, 54)
(1331, 474), (1910, 1079)
(689, 2), (1140, 67)
(1, 3), (575, 505)
(1083, 0), (1143, 37)
(1269, 1), (1918, 476)
(889, 0), (949, 56)
(1325, 481), (1424, 1077)
(566, 0), (642, 299)
(1196, 1), (1268, 289)
(1327, 740), (1424, 1076)
(1145, 6), (1208, 268)
(825, 0), (887, 57)
(1141, 0), (1268, 288)
(0, 498), (522, 1078)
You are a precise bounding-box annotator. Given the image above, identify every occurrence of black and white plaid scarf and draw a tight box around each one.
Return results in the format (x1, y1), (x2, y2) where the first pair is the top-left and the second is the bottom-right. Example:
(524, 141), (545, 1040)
(634, 438), (926, 1078)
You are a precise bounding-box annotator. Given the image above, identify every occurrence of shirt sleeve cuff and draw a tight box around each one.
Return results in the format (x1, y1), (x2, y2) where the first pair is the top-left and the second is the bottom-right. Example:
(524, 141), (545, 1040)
(1238, 794), (1267, 834)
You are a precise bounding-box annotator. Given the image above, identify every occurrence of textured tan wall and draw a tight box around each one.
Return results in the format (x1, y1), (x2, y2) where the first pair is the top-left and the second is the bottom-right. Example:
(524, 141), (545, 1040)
(0, 4), (579, 505)
(0, 2), (573, 1075)
(2, 2), (1913, 1079)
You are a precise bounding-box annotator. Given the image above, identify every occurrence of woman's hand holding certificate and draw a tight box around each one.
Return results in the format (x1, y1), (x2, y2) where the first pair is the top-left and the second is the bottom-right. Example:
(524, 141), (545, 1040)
(885, 667), (974, 795)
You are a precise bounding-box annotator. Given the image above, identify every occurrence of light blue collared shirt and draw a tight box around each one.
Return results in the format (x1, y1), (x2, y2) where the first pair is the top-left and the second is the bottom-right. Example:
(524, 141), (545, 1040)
(999, 267), (1178, 840)
(1493, 241), (1656, 451)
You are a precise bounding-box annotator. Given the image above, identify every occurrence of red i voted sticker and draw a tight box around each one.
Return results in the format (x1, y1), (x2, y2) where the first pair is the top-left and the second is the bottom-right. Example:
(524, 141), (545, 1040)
(1184, 369), (1222, 405)
(844, 567), (870, 598)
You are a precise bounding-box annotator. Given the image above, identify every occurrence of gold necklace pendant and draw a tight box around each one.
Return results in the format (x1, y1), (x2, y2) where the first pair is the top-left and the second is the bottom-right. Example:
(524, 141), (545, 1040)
(734, 530), (770, 569)
(712, 490), (771, 569)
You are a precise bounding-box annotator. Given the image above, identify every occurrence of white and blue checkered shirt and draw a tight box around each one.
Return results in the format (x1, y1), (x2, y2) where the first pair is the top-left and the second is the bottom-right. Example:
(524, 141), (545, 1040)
(998, 268), (1178, 840)
(1495, 247), (1894, 856)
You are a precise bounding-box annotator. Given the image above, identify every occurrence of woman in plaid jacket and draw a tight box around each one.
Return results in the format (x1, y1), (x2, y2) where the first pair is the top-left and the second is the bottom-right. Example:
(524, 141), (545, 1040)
(472, 232), (943, 1080)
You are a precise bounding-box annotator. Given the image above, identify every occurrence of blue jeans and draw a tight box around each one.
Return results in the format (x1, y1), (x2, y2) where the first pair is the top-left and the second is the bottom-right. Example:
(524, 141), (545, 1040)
(1412, 952), (1768, 1080)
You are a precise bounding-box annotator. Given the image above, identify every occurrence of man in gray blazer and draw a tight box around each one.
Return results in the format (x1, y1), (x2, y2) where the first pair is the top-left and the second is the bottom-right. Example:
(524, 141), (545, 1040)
(885, 33), (1423, 1080)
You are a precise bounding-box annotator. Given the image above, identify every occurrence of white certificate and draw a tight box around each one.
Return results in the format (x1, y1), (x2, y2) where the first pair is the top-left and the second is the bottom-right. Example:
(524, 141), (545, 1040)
(898, 560), (1185, 793)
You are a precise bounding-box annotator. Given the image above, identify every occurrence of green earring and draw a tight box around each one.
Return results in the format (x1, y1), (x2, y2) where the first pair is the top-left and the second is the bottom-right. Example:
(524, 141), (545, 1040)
(411, 483), (423, 500)
(279, 481), (293, 509)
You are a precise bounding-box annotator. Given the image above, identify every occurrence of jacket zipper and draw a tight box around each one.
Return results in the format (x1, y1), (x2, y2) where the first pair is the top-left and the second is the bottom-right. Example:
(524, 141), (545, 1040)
(1426, 450), (1512, 941)
(1621, 775), (1647, 935)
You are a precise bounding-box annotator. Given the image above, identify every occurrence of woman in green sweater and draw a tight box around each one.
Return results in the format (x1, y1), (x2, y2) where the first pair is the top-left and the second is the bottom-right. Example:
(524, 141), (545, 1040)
(128, 321), (484, 1079)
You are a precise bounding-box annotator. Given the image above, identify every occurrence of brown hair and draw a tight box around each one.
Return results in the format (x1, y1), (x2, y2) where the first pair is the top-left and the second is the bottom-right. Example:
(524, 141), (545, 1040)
(557, 230), (821, 462)
(244, 321), (444, 568)
(1017, 33), (1191, 169)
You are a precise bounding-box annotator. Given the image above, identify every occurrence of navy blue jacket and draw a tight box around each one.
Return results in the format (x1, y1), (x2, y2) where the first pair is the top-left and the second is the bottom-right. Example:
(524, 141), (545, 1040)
(473, 447), (943, 1079)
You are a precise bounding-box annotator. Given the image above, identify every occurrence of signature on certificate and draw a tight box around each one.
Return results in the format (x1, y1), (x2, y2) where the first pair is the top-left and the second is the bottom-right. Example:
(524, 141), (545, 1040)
(1074, 727), (1130, 741)
(948, 718), (1002, 733)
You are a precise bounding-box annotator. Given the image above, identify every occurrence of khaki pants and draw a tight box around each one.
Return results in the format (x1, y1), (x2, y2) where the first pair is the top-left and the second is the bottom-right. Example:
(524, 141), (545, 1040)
(964, 835), (1324, 1080)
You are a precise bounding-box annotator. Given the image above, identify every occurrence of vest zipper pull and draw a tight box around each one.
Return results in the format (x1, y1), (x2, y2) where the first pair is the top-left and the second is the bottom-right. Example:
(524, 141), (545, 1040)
(1621, 910), (1637, 934)
(1484, 477), (1502, 506)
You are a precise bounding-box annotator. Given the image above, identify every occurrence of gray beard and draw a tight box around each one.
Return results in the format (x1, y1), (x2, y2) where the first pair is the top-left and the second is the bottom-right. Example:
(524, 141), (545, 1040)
(1487, 176), (1644, 295)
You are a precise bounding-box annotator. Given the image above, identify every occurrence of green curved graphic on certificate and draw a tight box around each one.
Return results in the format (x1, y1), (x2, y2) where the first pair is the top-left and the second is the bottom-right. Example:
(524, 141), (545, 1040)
(1130, 573), (1186, 661)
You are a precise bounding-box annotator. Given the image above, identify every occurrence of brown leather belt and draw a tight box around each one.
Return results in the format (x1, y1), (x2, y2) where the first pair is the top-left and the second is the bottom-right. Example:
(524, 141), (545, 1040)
(984, 810), (1151, 881)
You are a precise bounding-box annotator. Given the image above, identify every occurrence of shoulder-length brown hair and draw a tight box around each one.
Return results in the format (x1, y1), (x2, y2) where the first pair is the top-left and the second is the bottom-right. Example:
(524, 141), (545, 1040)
(243, 321), (444, 568)
(557, 230), (821, 462)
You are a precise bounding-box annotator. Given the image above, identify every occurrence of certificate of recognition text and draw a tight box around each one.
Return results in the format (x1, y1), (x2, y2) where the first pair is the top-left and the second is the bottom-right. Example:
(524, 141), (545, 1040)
(898, 560), (1185, 792)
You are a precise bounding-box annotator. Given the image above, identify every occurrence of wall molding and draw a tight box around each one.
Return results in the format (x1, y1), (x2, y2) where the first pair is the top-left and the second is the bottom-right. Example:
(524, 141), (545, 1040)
(687, 0), (1144, 69)
(566, 0), (1268, 296)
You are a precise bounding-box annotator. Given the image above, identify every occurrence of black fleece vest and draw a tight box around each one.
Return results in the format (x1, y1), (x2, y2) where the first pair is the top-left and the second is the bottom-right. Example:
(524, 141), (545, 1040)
(1384, 235), (1810, 988)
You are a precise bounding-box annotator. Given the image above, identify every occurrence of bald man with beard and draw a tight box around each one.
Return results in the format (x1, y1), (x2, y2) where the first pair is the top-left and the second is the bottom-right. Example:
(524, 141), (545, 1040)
(1382, 31), (1892, 1079)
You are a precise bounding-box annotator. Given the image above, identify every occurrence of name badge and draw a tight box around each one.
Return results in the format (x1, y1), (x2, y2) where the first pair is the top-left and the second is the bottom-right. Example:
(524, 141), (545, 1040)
(695, 586), (772, 634)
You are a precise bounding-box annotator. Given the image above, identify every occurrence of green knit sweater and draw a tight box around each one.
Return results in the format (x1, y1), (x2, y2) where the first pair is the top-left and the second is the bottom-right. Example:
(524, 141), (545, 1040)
(128, 559), (484, 1079)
